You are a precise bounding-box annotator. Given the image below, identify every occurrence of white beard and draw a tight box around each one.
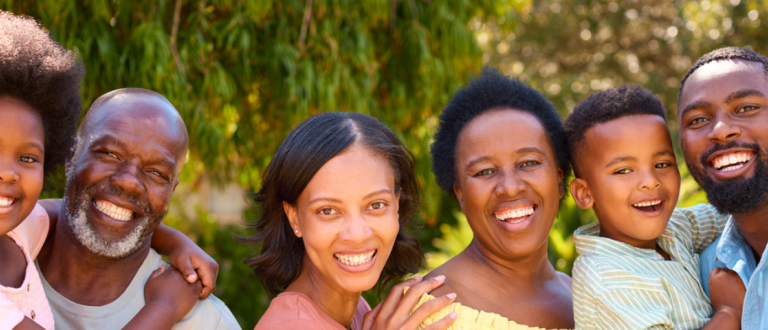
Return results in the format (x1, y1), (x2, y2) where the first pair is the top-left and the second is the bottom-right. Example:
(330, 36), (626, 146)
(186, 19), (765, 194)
(66, 195), (151, 259)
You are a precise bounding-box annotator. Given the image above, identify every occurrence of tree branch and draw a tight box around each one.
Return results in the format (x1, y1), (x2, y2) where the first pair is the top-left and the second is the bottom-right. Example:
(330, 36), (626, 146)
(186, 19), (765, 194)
(298, 0), (313, 51)
(170, 0), (186, 77)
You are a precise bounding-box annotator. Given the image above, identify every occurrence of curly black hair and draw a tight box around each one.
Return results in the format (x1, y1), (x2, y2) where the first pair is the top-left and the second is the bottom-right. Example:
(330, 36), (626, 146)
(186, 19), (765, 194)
(564, 85), (667, 176)
(679, 47), (768, 104)
(242, 112), (424, 296)
(0, 11), (84, 180)
(430, 66), (570, 194)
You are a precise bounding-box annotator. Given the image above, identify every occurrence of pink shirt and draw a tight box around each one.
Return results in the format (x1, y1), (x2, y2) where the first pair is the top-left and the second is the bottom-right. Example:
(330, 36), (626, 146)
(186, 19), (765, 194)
(255, 291), (371, 330)
(0, 204), (54, 330)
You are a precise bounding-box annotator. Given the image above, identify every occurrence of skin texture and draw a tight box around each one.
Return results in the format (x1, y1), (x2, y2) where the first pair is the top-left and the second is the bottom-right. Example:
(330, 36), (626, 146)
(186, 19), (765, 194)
(0, 97), (46, 330)
(678, 58), (768, 328)
(679, 59), (768, 257)
(570, 115), (679, 257)
(35, 89), (200, 328)
(283, 144), (401, 328)
(426, 109), (574, 329)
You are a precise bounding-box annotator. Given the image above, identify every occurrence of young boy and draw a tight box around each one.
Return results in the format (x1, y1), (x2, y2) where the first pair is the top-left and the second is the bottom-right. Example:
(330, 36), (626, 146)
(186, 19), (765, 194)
(565, 85), (744, 329)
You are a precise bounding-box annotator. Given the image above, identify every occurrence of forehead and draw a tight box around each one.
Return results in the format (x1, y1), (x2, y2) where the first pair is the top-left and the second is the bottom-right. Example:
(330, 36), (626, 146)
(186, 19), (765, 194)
(679, 59), (768, 112)
(457, 109), (552, 157)
(84, 96), (186, 151)
(582, 115), (672, 162)
(302, 144), (395, 198)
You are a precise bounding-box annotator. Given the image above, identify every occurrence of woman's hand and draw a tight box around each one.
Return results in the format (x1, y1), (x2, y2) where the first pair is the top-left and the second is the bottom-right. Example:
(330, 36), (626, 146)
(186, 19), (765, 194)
(362, 275), (458, 330)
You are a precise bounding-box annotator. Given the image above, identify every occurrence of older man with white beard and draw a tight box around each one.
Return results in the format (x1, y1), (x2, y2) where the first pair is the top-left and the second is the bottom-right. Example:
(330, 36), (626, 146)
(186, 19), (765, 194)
(35, 88), (240, 329)
(678, 47), (768, 330)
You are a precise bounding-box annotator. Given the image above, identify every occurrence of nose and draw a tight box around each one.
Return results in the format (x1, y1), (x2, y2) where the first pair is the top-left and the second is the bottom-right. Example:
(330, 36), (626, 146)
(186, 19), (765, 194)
(708, 113), (741, 144)
(109, 162), (146, 196)
(638, 168), (662, 190)
(0, 165), (19, 184)
(338, 212), (373, 243)
(495, 170), (525, 197)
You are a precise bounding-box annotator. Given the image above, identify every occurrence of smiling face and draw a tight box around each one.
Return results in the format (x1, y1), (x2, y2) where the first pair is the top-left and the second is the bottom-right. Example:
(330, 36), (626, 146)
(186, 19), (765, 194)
(453, 109), (563, 260)
(571, 115), (680, 248)
(678, 59), (768, 214)
(64, 91), (188, 258)
(0, 97), (44, 236)
(284, 143), (400, 294)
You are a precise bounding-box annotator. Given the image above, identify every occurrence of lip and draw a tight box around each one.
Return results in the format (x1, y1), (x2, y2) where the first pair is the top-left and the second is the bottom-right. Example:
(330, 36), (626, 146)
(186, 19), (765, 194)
(334, 249), (377, 273)
(91, 194), (142, 217)
(705, 148), (756, 180)
(631, 197), (666, 217)
(0, 193), (20, 215)
(491, 203), (537, 233)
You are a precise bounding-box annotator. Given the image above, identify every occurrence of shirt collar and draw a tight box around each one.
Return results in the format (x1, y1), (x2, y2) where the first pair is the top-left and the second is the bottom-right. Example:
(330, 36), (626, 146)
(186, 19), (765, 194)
(714, 216), (746, 264)
(574, 222), (676, 259)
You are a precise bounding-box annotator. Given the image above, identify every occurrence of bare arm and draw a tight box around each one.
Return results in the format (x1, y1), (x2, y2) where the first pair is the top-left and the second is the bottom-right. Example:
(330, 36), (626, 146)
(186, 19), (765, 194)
(702, 267), (745, 330)
(151, 224), (219, 298)
(122, 265), (202, 330)
(12, 317), (45, 330)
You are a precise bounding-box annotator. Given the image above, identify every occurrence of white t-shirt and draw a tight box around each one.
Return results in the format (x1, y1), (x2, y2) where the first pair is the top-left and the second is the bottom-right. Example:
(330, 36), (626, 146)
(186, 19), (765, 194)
(36, 249), (241, 330)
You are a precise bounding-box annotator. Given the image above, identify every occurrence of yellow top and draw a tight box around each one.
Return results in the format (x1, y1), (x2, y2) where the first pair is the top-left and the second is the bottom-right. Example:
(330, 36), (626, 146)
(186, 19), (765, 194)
(412, 292), (571, 330)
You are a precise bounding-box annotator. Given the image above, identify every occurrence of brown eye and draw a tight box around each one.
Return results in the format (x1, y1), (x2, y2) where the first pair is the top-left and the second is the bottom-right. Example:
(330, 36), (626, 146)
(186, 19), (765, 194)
(319, 208), (337, 216)
(370, 202), (385, 210)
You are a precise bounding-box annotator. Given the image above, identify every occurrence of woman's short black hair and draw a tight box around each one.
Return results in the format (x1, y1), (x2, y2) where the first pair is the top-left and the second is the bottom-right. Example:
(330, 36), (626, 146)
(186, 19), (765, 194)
(242, 112), (424, 296)
(564, 85), (667, 176)
(430, 66), (570, 194)
(0, 11), (84, 179)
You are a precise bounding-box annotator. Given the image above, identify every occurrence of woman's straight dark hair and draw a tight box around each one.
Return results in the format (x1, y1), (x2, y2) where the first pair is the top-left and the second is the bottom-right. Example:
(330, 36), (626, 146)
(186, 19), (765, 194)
(242, 112), (424, 296)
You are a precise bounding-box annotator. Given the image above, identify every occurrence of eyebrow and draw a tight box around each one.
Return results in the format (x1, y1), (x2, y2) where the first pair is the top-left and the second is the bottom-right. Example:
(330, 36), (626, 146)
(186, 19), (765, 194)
(307, 188), (393, 206)
(464, 148), (545, 169)
(605, 156), (634, 168)
(604, 150), (675, 168)
(92, 134), (177, 170)
(679, 100), (713, 119)
(22, 142), (44, 154)
(91, 135), (127, 150)
(725, 89), (765, 104)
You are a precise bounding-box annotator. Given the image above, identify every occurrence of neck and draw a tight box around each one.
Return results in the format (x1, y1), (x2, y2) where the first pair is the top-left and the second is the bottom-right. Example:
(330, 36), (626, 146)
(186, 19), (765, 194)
(286, 257), (361, 328)
(465, 238), (557, 288)
(732, 200), (768, 257)
(37, 211), (150, 306)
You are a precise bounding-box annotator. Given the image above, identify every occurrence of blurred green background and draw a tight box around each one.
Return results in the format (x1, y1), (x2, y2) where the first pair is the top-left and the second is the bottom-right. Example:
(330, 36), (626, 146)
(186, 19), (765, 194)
(6, 0), (767, 328)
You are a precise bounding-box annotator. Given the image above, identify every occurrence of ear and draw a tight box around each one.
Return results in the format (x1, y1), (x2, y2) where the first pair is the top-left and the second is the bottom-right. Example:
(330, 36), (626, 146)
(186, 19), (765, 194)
(569, 178), (594, 210)
(172, 179), (180, 192)
(283, 201), (302, 238)
(453, 183), (465, 210)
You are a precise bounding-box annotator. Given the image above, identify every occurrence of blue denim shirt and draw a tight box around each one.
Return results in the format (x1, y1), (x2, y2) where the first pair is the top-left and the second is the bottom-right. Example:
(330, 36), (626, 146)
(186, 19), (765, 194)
(699, 217), (768, 330)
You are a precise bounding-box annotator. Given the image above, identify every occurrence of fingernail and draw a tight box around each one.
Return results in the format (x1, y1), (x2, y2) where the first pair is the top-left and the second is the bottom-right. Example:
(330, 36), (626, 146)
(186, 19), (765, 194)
(434, 275), (445, 283)
(187, 274), (196, 281)
(447, 293), (456, 300)
(413, 275), (423, 281)
(449, 312), (458, 320)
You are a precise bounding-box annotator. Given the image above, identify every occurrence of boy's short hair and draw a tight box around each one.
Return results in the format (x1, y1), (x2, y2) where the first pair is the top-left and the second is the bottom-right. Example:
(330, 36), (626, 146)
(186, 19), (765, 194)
(564, 86), (666, 176)
(430, 66), (570, 194)
(0, 11), (84, 179)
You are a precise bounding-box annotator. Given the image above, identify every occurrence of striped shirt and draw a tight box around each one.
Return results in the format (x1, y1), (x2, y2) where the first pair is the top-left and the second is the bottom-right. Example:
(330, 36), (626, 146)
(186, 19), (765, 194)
(572, 204), (728, 330)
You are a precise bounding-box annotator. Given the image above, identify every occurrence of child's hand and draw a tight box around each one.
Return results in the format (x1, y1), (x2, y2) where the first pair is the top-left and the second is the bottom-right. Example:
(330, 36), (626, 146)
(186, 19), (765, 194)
(709, 267), (745, 323)
(144, 265), (203, 322)
(168, 244), (219, 298)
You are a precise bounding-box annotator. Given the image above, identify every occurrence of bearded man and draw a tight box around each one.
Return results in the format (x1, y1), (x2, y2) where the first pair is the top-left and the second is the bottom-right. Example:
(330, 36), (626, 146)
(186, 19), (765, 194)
(35, 88), (240, 329)
(678, 47), (768, 329)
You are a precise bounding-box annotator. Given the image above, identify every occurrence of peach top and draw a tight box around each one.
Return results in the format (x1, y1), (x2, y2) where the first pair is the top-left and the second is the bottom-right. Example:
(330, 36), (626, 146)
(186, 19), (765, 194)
(0, 204), (54, 330)
(255, 291), (370, 330)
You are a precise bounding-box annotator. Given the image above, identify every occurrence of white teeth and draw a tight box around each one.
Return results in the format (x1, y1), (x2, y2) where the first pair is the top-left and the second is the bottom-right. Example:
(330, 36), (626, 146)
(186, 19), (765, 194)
(494, 207), (535, 222)
(0, 196), (14, 207)
(334, 251), (376, 266)
(633, 200), (662, 208)
(713, 152), (753, 171)
(94, 200), (134, 221)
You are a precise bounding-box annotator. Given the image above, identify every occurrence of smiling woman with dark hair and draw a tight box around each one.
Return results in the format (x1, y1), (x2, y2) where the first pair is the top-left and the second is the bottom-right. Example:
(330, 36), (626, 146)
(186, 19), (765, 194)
(246, 112), (459, 330)
(416, 67), (574, 330)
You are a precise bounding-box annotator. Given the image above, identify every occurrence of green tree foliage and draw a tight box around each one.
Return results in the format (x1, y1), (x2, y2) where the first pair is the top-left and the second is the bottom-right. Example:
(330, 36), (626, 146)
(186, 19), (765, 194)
(5, 0), (768, 327)
(2, 0), (527, 327)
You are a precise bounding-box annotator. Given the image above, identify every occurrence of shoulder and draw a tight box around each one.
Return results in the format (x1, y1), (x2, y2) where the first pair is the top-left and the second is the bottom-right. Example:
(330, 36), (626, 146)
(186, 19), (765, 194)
(176, 294), (240, 329)
(255, 293), (326, 330)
